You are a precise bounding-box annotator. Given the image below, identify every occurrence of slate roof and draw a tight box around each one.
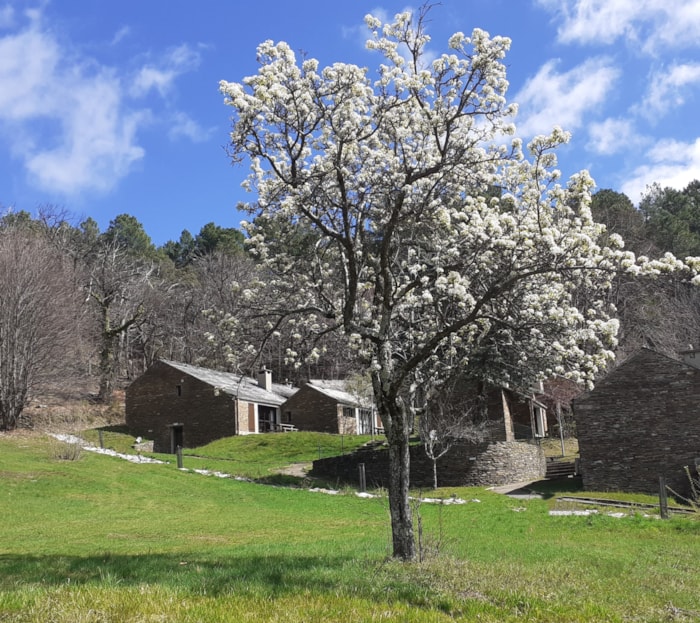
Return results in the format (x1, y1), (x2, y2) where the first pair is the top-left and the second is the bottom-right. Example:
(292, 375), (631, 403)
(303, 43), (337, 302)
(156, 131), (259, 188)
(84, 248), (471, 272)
(161, 359), (296, 406)
(307, 379), (372, 408)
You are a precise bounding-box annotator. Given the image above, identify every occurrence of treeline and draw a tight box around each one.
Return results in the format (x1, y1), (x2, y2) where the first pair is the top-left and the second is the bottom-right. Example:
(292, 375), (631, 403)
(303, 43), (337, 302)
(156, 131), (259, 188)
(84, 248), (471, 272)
(0, 207), (351, 430)
(590, 181), (700, 360)
(1, 179), (700, 430)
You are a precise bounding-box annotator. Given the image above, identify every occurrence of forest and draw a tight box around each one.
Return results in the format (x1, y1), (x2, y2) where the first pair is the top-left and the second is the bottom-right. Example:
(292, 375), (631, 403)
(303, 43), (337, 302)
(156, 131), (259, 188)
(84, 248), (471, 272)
(1, 179), (700, 433)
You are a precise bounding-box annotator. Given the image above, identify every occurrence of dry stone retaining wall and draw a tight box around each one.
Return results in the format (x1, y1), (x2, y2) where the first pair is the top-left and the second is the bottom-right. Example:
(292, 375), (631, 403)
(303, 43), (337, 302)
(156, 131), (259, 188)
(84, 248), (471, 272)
(311, 440), (546, 488)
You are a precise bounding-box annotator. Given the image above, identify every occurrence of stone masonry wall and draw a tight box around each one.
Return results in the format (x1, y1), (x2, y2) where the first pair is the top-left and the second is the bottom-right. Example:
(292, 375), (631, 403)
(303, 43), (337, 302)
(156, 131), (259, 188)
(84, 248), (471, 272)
(125, 361), (236, 452)
(310, 440), (546, 488)
(282, 386), (342, 433)
(575, 349), (700, 497)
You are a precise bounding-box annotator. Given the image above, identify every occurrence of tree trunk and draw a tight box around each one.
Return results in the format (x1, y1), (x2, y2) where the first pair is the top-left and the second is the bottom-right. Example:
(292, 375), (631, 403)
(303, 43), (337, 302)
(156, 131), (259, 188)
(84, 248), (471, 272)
(378, 394), (416, 561)
(98, 331), (115, 403)
(97, 304), (115, 403)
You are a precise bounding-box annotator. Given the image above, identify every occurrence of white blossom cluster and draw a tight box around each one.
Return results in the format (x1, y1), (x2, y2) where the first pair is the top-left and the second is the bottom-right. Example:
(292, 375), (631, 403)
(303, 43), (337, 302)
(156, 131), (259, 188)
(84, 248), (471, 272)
(219, 9), (692, 405)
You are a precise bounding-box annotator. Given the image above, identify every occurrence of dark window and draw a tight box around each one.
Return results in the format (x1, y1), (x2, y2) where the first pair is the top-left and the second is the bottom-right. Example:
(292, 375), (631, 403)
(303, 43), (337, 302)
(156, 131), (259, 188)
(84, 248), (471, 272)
(176, 385), (182, 397)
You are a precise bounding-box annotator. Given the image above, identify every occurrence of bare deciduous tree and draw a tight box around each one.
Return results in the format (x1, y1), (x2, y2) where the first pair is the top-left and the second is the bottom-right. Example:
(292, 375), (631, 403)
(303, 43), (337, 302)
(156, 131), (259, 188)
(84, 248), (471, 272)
(419, 378), (486, 489)
(85, 241), (155, 402)
(0, 229), (79, 429)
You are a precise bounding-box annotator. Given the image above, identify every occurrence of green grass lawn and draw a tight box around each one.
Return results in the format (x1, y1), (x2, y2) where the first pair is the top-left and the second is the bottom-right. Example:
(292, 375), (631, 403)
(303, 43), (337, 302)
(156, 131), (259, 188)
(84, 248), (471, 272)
(80, 427), (377, 483)
(1, 432), (699, 622)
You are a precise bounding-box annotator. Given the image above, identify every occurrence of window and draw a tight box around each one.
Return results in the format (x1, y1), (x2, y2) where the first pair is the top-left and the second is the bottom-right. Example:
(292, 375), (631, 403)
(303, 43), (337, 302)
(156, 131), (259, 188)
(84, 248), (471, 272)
(534, 406), (547, 438)
(176, 384), (182, 397)
(358, 409), (373, 435)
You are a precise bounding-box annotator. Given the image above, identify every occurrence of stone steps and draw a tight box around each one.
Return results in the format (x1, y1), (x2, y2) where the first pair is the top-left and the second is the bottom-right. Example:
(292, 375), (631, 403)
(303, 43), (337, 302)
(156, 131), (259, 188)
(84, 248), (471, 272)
(546, 459), (578, 479)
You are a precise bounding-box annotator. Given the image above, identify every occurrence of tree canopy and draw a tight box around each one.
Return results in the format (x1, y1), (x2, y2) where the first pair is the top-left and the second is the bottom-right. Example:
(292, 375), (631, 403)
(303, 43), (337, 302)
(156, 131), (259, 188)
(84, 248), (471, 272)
(640, 181), (700, 259)
(218, 7), (681, 560)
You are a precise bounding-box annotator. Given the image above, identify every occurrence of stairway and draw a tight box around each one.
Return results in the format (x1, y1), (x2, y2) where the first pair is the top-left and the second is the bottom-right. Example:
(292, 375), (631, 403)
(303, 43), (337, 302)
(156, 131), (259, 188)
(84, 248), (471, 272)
(545, 458), (578, 479)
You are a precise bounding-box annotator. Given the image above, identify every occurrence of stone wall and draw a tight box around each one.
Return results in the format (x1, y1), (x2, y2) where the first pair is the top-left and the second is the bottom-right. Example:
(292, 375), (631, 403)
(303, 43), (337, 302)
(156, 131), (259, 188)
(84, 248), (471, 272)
(310, 439), (546, 488)
(125, 361), (236, 452)
(282, 385), (343, 433)
(575, 348), (700, 496)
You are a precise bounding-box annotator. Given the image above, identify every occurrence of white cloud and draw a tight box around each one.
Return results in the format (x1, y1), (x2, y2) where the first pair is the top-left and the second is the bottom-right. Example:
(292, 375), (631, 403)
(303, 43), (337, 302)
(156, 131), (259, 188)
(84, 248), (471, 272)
(587, 117), (641, 155)
(638, 62), (700, 118)
(168, 111), (212, 143)
(652, 1), (700, 52)
(620, 137), (700, 202)
(0, 4), (15, 28)
(110, 25), (131, 46)
(343, 7), (390, 51)
(514, 57), (620, 139)
(132, 66), (175, 98)
(537, 0), (700, 54)
(0, 17), (59, 120)
(24, 76), (147, 194)
(0, 9), (202, 197)
(346, 6), (439, 68)
(131, 44), (201, 98)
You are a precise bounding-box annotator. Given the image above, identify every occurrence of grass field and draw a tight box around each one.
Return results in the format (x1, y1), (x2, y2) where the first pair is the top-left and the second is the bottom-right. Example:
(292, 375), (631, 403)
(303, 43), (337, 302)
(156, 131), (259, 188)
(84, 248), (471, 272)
(1, 431), (699, 622)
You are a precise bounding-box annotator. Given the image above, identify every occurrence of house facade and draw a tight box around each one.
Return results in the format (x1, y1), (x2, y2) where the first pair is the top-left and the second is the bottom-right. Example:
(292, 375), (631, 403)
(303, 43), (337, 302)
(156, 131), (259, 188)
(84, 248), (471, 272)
(483, 387), (549, 441)
(574, 348), (700, 496)
(125, 360), (296, 452)
(281, 380), (381, 435)
(430, 376), (550, 442)
(281, 378), (548, 441)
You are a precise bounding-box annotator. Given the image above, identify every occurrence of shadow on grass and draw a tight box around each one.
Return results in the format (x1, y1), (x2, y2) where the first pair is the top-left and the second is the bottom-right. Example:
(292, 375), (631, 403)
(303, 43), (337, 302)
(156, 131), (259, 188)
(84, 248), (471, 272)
(0, 552), (418, 601)
(95, 424), (131, 435)
(255, 474), (309, 487)
(521, 476), (584, 499)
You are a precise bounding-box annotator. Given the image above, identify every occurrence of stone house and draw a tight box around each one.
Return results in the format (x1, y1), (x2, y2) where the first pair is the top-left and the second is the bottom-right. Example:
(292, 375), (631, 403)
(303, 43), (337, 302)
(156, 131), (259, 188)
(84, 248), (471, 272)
(281, 379), (382, 434)
(125, 359), (297, 452)
(482, 386), (549, 441)
(428, 374), (550, 442)
(574, 348), (700, 496)
(281, 377), (549, 440)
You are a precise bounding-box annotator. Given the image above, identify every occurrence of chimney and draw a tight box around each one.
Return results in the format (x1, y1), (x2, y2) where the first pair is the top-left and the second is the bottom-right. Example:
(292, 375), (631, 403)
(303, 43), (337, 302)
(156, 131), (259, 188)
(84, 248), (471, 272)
(257, 367), (272, 391)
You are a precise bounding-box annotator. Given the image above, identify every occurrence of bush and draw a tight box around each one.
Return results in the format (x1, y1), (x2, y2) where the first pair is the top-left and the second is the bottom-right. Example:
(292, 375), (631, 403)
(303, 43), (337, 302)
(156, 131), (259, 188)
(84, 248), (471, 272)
(48, 438), (82, 461)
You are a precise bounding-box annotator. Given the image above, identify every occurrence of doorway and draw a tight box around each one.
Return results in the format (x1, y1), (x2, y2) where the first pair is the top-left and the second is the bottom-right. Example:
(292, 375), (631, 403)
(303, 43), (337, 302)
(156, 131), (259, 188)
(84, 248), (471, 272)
(170, 424), (184, 454)
(258, 405), (277, 432)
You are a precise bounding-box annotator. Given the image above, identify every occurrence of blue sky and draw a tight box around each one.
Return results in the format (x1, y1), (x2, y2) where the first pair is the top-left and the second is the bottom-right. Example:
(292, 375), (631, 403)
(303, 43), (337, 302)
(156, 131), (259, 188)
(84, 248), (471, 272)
(1, 1), (699, 246)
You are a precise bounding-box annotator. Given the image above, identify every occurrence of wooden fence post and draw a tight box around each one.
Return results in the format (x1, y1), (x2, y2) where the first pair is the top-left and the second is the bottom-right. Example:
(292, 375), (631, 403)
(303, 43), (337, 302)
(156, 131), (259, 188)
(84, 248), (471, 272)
(659, 476), (669, 519)
(98, 429), (104, 449)
(358, 463), (366, 493)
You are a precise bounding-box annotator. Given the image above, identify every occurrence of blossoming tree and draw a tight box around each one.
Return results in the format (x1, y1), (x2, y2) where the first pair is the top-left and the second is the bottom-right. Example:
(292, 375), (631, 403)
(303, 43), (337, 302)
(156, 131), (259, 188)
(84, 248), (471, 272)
(219, 8), (673, 560)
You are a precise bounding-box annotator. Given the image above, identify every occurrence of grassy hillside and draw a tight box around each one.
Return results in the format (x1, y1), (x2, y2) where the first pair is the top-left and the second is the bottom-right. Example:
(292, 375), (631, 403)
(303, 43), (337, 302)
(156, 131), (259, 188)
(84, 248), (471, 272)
(1, 432), (699, 622)
(80, 428), (379, 483)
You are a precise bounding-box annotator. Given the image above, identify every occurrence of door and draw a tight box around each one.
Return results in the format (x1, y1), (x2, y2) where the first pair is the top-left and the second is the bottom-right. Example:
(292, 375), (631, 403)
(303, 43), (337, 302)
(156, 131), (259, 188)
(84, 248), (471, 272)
(258, 405), (277, 432)
(170, 424), (184, 454)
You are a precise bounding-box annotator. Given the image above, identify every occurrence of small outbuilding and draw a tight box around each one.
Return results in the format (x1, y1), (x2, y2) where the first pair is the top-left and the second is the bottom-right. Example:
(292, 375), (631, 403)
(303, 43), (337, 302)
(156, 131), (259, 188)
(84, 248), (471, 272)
(281, 379), (381, 435)
(574, 348), (700, 496)
(125, 359), (297, 452)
